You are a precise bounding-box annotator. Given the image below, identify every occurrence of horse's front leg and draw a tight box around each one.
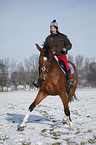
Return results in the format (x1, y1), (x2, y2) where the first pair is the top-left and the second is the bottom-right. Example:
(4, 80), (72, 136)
(60, 92), (73, 129)
(18, 90), (47, 131)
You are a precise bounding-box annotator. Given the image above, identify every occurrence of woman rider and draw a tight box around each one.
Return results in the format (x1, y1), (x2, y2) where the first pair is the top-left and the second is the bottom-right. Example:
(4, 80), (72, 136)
(33, 19), (74, 88)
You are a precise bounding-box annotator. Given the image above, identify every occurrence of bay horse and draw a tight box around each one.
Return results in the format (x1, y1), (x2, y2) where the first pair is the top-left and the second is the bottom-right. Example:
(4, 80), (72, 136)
(18, 44), (77, 131)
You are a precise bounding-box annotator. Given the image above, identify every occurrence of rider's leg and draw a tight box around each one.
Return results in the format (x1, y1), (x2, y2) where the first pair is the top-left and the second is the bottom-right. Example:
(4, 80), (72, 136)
(33, 80), (39, 88)
(57, 55), (74, 88)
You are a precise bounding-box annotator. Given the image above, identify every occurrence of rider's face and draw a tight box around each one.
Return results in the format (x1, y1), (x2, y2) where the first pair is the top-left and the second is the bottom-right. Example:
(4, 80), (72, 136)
(51, 26), (57, 34)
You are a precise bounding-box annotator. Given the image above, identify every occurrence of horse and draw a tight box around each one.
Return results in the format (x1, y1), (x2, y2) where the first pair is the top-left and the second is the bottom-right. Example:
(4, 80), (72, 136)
(18, 44), (77, 131)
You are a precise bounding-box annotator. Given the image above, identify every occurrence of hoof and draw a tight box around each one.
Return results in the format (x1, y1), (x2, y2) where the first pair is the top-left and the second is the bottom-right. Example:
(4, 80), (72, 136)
(69, 121), (73, 130)
(62, 115), (68, 124)
(62, 119), (67, 124)
(18, 126), (25, 131)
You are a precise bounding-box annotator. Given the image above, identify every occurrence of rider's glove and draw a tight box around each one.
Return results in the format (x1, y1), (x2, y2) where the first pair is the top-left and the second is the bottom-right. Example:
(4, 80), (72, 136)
(61, 48), (68, 54)
(52, 50), (57, 56)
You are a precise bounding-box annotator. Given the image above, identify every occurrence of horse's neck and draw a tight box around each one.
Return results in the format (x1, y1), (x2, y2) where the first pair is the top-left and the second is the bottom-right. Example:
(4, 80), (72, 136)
(52, 57), (60, 70)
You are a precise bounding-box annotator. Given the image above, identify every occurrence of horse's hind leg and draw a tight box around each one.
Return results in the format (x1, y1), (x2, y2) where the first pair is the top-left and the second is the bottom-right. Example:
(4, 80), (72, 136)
(64, 107), (73, 129)
(60, 92), (73, 129)
(18, 90), (47, 131)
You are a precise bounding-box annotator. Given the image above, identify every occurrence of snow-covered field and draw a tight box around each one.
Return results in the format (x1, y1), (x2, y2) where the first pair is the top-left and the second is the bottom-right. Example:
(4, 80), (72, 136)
(0, 88), (96, 145)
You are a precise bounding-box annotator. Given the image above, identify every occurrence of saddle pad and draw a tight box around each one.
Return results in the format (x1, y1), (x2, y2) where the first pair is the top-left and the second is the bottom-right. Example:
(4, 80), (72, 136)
(58, 61), (74, 75)
(68, 63), (74, 74)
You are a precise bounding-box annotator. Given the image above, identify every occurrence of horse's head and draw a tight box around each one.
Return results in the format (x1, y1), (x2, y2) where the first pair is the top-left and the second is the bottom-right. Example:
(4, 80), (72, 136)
(36, 44), (56, 80)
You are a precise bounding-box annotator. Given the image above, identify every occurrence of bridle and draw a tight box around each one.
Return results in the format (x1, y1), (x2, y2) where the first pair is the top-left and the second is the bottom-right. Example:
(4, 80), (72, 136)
(39, 53), (53, 80)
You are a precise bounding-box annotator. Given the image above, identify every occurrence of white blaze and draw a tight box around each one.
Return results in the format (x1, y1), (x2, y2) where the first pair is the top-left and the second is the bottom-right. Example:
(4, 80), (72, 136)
(43, 57), (47, 61)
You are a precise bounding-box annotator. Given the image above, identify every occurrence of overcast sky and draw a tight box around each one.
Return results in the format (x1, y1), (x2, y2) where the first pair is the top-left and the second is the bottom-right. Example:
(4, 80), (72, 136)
(0, 0), (96, 63)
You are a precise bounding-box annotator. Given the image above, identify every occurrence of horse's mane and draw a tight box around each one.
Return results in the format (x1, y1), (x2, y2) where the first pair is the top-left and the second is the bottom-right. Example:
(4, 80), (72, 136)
(42, 42), (51, 58)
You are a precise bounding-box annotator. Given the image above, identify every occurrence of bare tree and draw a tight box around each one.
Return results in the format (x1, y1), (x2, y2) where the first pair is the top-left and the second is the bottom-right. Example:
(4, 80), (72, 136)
(0, 60), (7, 91)
(83, 58), (90, 79)
(75, 55), (84, 80)
(29, 54), (39, 70)
(17, 63), (26, 87)
(68, 54), (74, 62)
(87, 61), (96, 87)
(24, 58), (31, 87)
(10, 58), (17, 73)
(24, 54), (39, 87)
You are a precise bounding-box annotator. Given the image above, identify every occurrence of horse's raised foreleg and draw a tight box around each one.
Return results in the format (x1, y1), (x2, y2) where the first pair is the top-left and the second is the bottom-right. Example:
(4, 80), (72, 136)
(60, 92), (73, 129)
(18, 90), (47, 131)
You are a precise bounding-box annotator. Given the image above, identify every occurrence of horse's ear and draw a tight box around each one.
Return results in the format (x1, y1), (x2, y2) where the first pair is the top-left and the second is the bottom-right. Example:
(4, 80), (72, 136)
(35, 44), (42, 52)
(49, 46), (56, 53)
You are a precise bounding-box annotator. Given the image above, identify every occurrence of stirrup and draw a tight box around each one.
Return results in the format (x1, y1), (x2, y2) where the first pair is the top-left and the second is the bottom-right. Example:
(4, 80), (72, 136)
(33, 81), (39, 88)
(67, 78), (74, 88)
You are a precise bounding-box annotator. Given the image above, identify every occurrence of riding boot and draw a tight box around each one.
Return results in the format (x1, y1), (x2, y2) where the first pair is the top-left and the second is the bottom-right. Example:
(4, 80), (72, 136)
(66, 69), (74, 88)
(33, 66), (40, 88)
(33, 80), (39, 88)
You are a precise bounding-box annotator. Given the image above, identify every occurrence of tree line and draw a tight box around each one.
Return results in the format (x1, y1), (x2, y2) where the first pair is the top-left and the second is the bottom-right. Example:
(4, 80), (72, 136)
(0, 54), (96, 91)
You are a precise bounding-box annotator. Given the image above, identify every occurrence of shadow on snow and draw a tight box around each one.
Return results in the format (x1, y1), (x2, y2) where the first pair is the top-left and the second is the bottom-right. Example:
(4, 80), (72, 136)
(6, 113), (70, 130)
(6, 113), (48, 124)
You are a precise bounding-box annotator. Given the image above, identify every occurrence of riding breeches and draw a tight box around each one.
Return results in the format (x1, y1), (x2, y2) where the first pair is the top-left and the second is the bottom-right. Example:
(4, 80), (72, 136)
(56, 55), (70, 71)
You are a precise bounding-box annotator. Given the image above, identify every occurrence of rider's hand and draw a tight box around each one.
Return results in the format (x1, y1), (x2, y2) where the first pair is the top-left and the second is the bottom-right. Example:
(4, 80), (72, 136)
(61, 48), (68, 54)
(52, 50), (57, 56)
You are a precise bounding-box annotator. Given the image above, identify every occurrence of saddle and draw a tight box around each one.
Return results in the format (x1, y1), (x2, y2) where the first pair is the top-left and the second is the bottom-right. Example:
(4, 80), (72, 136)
(58, 59), (74, 93)
(58, 59), (74, 77)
